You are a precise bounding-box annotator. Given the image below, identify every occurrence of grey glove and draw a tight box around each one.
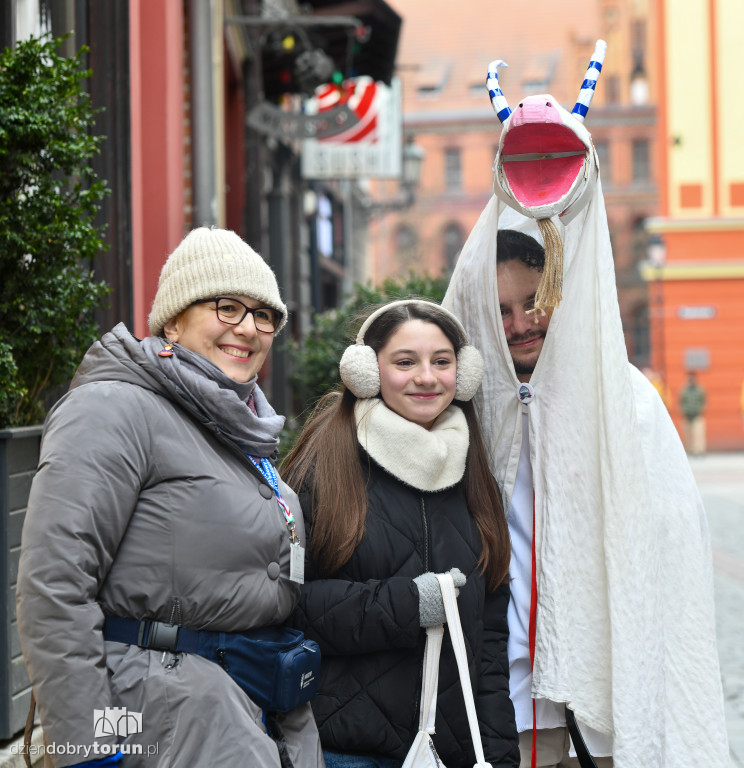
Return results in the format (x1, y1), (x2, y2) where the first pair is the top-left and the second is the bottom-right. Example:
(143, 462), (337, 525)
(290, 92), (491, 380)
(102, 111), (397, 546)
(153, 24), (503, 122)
(413, 567), (466, 628)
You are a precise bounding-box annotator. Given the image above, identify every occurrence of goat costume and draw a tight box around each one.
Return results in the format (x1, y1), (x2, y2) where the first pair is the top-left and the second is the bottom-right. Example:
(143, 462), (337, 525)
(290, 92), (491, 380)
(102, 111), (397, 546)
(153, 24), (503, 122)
(443, 44), (729, 767)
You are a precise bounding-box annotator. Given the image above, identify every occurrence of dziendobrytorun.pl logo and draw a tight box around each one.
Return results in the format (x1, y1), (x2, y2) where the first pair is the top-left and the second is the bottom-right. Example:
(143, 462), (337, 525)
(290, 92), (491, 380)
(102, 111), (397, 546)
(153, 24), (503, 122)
(11, 707), (159, 759)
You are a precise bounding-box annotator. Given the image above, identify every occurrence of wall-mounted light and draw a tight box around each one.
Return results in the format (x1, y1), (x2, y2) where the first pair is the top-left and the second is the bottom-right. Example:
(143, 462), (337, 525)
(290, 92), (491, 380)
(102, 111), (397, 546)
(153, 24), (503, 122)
(401, 134), (426, 203)
(647, 232), (666, 266)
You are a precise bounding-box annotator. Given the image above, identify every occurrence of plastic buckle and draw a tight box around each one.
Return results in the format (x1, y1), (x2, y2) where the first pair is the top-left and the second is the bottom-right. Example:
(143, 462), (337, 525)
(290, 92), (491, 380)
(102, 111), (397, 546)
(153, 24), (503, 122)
(139, 620), (179, 651)
(136, 620), (150, 647)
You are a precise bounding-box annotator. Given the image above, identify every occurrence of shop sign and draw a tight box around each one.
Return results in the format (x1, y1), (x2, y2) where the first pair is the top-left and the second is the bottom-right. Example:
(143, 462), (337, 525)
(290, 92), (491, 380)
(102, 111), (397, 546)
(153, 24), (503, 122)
(683, 348), (711, 371)
(677, 305), (717, 320)
(247, 102), (358, 141)
(300, 77), (402, 179)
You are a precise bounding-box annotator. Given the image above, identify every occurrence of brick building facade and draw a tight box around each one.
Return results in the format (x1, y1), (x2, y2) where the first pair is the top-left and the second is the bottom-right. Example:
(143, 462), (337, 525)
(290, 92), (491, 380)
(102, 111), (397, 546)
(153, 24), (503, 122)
(371, 0), (659, 368)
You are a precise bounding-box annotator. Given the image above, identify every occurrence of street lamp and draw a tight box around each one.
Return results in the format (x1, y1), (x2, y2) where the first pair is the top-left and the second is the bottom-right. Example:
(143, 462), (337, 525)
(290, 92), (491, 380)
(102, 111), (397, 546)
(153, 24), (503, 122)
(647, 232), (666, 268)
(400, 134), (426, 205)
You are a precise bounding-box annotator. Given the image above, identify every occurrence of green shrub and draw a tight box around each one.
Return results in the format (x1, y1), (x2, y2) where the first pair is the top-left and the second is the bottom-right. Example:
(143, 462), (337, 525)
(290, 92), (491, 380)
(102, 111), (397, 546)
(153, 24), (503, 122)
(0, 342), (25, 426)
(0, 34), (110, 426)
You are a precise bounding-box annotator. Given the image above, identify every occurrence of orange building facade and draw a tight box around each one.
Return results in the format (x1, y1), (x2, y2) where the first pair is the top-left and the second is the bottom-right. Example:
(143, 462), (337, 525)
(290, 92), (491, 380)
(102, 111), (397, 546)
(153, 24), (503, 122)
(645, 0), (744, 449)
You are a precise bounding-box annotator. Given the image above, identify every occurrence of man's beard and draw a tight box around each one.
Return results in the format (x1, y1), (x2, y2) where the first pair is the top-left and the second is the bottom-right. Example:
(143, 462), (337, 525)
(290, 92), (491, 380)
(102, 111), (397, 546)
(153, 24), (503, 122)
(508, 330), (545, 375)
(513, 359), (536, 375)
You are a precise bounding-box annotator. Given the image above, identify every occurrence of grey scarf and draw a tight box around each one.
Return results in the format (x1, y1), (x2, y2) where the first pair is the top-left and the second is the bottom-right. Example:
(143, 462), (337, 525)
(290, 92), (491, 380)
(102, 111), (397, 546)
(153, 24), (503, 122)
(142, 336), (284, 458)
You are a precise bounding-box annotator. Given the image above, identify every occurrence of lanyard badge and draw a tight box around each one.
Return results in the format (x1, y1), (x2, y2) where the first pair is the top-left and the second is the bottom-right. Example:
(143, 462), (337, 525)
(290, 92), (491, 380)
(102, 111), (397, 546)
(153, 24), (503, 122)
(248, 455), (305, 584)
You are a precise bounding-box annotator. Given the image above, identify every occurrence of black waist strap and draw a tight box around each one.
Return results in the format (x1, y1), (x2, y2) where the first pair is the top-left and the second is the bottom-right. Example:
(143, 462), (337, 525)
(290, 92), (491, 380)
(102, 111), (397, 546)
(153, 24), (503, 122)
(565, 706), (599, 768)
(103, 615), (203, 653)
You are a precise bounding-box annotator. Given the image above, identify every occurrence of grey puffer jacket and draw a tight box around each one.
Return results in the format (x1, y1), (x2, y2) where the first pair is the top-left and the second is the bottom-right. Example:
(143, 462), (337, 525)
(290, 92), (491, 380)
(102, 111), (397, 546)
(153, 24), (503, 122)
(16, 324), (323, 768)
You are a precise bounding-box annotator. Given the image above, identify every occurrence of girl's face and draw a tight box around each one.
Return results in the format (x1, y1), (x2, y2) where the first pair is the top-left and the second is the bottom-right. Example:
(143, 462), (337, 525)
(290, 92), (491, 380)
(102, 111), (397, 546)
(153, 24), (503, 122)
(163, 294), (274, 383)
(376, 319), (457, 429)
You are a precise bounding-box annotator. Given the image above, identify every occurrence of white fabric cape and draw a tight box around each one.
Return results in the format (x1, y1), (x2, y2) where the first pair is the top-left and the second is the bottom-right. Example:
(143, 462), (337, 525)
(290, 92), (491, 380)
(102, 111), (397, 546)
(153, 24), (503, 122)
(443, 190), (730, 767)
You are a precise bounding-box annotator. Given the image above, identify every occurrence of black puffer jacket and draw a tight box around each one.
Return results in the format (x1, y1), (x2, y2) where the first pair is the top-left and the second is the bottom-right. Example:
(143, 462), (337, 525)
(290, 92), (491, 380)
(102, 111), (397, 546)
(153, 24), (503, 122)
(290, 450), (519, 767)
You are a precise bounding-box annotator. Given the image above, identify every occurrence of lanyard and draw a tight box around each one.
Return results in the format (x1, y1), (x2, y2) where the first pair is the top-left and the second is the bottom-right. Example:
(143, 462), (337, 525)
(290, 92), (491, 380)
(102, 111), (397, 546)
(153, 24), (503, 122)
(248, 455), (299, 544)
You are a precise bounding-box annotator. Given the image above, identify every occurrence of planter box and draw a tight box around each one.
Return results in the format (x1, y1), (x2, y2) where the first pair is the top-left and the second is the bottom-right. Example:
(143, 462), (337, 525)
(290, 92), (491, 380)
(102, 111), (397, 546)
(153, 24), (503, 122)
(0, 426), (42, 740)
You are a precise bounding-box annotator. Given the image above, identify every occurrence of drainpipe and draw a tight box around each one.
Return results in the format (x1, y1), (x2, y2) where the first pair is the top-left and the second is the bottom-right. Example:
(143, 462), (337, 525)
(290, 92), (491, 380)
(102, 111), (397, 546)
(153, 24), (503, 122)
(189, 0), (218, 226)
(267, 144), (292, 414)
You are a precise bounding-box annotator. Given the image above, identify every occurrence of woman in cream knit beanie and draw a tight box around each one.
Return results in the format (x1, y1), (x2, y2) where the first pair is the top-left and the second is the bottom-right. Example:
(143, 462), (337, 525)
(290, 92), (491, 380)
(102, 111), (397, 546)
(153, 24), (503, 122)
(17, 227), (325, 767)
(149, 226), (287, 337)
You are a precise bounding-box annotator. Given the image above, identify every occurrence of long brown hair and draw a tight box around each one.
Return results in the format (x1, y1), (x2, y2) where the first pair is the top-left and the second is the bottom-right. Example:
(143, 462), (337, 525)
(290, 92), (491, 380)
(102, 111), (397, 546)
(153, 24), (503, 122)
(281, 301), (511, 590)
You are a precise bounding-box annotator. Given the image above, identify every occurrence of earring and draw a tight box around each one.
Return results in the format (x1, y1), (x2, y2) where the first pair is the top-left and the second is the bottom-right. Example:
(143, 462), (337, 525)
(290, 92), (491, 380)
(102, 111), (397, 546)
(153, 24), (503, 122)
(158, 343), (174, 358)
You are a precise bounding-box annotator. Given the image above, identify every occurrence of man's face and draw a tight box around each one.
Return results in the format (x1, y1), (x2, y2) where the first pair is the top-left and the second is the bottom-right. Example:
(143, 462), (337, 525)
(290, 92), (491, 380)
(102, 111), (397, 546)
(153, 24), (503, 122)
(497, 259), (550, 382)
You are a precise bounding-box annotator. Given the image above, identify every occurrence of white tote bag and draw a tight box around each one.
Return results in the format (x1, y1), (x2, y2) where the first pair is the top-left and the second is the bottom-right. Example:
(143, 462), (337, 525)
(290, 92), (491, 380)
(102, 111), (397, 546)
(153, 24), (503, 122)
(402, 573), (493, 768)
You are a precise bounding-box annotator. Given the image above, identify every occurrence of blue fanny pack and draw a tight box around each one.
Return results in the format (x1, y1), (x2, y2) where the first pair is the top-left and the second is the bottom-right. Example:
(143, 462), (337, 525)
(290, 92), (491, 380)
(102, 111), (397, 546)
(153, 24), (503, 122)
(103, 616), (320, 713)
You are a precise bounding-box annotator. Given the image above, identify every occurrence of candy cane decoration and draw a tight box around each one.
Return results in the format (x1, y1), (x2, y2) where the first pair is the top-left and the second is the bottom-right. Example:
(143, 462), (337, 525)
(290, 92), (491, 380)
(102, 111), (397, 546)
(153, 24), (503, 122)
(486, 60), (512, 123)
(571, 39), (607, 122)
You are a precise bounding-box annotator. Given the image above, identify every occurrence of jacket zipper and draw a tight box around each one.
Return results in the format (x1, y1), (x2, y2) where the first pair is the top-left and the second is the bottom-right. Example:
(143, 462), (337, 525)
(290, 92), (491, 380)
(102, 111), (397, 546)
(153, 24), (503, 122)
(420, 497), (430, 571)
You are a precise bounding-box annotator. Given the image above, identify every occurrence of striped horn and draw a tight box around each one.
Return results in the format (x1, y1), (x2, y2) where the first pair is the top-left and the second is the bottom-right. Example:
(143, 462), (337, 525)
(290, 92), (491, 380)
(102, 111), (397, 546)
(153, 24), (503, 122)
(486, 60), (512, 123)
(571, 40), (607, 122)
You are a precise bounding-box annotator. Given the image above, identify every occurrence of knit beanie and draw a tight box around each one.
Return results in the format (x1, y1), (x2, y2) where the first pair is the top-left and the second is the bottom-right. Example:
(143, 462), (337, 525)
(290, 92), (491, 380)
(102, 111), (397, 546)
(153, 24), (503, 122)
(148, 227), (288, 337)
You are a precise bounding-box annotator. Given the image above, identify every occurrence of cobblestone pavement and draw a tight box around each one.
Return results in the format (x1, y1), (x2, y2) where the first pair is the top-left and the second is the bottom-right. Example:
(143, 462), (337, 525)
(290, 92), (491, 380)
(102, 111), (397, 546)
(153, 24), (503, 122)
(689, 451), (744, 767)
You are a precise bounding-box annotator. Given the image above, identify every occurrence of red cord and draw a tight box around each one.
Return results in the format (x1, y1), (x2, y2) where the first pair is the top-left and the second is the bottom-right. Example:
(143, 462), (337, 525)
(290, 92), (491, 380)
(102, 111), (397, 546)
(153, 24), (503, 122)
(530, 493), (538, 768)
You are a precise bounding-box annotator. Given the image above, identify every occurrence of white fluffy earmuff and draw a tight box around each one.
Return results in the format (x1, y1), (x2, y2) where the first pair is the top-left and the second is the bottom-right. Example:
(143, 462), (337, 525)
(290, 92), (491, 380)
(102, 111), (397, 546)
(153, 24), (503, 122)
(339, 299), (484, 401)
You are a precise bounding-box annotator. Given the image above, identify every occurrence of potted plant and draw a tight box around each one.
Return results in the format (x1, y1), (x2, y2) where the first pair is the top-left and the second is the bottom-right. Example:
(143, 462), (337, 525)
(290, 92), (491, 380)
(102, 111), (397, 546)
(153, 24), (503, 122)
(0, 33), (109, 740)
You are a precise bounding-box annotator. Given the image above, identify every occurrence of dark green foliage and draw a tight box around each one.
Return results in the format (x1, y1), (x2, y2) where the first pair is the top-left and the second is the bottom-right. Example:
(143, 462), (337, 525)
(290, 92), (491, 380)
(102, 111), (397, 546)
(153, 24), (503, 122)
(0, 34), (110, 426)
(281, 272), (449, 451)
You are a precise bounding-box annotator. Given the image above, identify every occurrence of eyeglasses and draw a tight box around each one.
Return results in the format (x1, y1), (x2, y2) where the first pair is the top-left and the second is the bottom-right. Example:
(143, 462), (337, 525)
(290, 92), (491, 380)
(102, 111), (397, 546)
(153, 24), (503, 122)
(193, 297), (278, 333)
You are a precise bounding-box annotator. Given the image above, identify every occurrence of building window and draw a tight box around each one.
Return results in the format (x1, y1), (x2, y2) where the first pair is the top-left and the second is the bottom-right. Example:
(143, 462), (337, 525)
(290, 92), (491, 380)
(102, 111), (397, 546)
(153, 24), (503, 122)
(444, 148), (461, 192)
(631, 303), (650, 365)
(316, 195), (333, 259)
(631, 20), (646, 57)
(632, 140), (650, 183)
(680, 184), (702, 208)
(632, 217), (647, 266)
(416, 61), (451, 99)
(595, 141), (610, 184)
(394, 223), (420, 271)
(396, 224), (418, 253)
(443, 223), (465, 272)
(19, 0), (75, 43)
(605, 75), (620, 105)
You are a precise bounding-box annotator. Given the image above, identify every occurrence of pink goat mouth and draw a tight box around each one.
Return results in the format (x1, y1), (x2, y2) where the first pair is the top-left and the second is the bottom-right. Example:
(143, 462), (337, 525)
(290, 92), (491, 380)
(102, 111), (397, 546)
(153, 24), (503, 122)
(501, 123), (586, 207)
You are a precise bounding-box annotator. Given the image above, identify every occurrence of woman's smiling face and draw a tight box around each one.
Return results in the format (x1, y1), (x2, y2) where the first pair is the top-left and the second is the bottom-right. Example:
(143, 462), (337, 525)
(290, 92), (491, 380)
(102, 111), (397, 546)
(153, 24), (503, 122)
(163, 294), (274, 382)
(377, 319), (457, 429)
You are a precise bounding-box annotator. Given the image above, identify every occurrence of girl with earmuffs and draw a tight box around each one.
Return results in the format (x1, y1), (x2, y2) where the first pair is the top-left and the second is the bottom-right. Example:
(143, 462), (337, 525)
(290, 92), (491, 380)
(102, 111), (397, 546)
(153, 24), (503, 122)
(282, 299), (520, 768)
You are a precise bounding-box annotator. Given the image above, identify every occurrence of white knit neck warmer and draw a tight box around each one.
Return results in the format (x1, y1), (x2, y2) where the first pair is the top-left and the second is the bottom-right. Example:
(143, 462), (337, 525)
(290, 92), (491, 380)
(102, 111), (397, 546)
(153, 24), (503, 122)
(354, 399), (469, 492)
